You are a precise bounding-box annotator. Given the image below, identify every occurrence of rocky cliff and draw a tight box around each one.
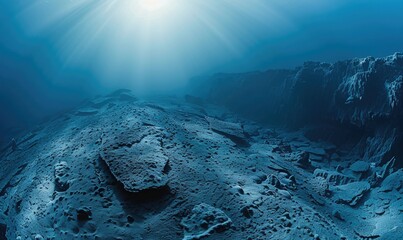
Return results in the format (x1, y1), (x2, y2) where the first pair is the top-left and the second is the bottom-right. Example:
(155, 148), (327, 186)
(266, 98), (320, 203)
(199, 53), (403, 168)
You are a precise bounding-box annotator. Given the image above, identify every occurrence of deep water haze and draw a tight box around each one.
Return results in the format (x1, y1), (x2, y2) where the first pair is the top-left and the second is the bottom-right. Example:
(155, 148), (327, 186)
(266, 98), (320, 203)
(1, 0), (403, 142)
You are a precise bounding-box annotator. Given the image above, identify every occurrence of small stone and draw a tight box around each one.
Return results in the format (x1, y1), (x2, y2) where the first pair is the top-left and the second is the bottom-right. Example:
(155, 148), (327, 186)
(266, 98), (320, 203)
(295, 151), (311, 168)
(277, 189), (292, 199)
(332, 210), (344, 221)
(253, 173), (267, 184)
(268, 174), (283, 189)
(35, 234), (44, 240)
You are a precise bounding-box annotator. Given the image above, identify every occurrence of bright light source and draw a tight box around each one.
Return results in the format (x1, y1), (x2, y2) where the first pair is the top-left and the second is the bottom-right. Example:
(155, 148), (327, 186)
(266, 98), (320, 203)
(140, 0), (168, 12)
(17, 0), (288, 91)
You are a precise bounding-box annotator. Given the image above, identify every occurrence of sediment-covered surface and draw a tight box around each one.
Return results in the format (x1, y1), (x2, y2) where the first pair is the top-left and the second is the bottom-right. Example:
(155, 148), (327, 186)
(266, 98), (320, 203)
(0, 88), (401, 239)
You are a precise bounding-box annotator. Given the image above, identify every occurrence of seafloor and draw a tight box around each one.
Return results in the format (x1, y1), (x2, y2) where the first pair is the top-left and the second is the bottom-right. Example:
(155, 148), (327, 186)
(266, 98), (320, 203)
(1, 54), (403, 239)
(0, 89), (401, 240)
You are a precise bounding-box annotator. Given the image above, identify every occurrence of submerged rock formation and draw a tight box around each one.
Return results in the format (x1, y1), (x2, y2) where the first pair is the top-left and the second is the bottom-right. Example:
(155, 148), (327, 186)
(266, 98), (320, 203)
(0, 54), (402, 240)
(198, 53), (403, 168)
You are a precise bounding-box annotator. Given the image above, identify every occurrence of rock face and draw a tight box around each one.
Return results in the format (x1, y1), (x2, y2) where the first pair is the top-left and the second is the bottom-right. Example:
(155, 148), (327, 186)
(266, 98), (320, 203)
(198, 53), (403, 168)
(202, 53), (403, 126)
(181, 203), (232, 240)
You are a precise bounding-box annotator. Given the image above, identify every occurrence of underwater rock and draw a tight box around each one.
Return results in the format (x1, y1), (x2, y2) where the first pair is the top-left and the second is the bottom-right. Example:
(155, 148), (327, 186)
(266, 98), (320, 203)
(332, 210), (344, 221)
(334, 181), (371, 206)
(54, 161), (70, 192)
(299, 146), (326, 157)
(11, 138), (17, 151)
(206, 116), (245, 139)
(350, 161), (370, 173)
(294, 151), (311, 168)
(101, 125), (169, 193)
(243, 124), (260, 137)
(34, 234), (44, 240)
(202, 53), (403, 127)
(309, 176), (330, 196)
(252, 173), (267, 184)
(314, 169), (353, 186)
(272, 142), (292, 154)
(378, 157), (396, 179)
(181, 203), (232, 240)
(241, 205), (255, 218)
(379, 169), (402, 192)
(206, 116), (248, 146)
(199, 53), (403, 172)
(277, 189), (292, 199)
(267, 174), (283, 189)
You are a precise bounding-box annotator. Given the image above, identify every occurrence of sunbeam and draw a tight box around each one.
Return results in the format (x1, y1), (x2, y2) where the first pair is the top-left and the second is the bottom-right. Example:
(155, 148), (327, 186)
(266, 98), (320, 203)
(12, 0), (292, 91)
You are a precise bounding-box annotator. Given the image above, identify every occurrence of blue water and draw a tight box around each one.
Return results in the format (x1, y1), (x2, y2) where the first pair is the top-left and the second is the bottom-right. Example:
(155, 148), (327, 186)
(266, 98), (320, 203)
(1, 0), (403, 143)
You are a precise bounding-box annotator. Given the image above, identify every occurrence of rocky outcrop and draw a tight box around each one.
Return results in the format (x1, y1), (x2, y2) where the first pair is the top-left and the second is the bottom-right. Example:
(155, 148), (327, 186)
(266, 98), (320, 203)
(100, 123), (170, 193)
(205, 116), (248, 147)
(198, 53), (403, 168)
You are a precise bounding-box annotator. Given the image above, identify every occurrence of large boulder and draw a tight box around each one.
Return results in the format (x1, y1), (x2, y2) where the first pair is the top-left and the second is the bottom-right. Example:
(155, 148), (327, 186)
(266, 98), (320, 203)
(101, 125), (169, 193)
(333, 181), (371, 206)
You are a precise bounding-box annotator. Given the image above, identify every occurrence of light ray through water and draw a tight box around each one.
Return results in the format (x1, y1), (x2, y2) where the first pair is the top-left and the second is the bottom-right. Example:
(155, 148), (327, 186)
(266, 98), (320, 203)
(13, 0), (292, 91)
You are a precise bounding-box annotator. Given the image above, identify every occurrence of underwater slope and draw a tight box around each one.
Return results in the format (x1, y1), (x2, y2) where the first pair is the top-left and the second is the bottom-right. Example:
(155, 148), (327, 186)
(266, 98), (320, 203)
(0, 90), (401, 239)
